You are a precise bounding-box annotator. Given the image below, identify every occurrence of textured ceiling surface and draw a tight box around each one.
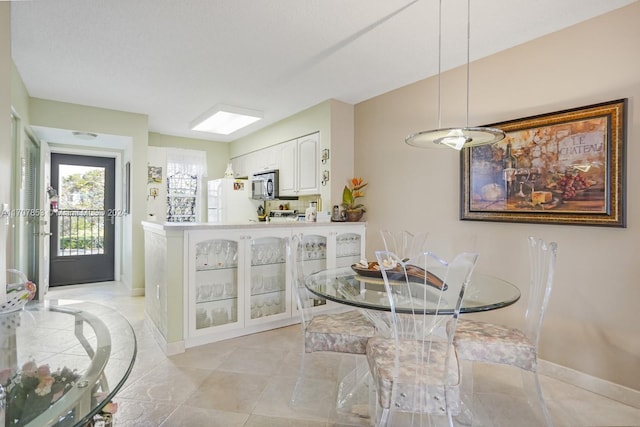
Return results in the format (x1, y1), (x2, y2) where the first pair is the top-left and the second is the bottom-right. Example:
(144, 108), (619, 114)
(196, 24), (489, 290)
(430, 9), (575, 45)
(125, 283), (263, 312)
(10, 0), (637, 143)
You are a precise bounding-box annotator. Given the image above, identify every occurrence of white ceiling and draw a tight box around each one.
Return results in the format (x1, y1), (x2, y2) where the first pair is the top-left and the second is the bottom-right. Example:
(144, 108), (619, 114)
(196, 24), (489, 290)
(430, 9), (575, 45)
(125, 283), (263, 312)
(11, 0), (637, 144)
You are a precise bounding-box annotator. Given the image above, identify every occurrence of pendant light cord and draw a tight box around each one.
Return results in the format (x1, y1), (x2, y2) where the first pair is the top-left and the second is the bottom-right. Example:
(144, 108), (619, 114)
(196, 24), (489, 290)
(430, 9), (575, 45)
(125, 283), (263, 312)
(466, 0), (470, 128)
(437, 0), (442, 129)
(438, 0), (471, 129)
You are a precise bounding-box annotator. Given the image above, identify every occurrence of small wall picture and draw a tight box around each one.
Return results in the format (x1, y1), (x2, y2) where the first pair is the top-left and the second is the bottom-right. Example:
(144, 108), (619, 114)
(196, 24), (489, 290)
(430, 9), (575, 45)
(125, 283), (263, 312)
(233, 181), (245, 190)
(148, 166), (162, 184)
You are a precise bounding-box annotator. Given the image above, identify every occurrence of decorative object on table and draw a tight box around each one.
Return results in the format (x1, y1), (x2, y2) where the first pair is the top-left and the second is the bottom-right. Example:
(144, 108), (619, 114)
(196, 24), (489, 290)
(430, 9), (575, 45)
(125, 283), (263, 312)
(405, 0), (505, 150)
(1, 361), (119, 427)
(461, 98), (626, 227)
(350, 261), (445, 290)
(1, 270), (36, 314)
(342, 177), (367, 222)
(367, 249), (479, 426)
(2, 361), (80, 426)
(287, 234), (375, 412)
(454, 236), (557, 427)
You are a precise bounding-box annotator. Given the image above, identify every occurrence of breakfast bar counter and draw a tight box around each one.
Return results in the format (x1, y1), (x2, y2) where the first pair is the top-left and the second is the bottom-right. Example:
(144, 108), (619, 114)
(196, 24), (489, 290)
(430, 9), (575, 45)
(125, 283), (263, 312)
(142, 221), (366, 355)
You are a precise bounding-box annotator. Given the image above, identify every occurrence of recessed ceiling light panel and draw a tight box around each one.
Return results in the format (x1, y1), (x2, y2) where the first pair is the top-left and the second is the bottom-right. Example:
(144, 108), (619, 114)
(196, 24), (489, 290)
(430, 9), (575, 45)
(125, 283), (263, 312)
(190, 104), (263, 135)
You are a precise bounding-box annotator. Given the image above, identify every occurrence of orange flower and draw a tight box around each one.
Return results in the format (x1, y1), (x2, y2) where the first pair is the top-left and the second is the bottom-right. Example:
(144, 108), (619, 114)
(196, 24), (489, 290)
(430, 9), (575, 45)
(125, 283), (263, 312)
(342, 177), (368, 212)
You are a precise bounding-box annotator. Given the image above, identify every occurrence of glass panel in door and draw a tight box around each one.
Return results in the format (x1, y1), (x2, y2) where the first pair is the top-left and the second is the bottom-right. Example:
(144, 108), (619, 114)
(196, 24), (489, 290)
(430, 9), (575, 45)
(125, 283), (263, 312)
(194, 238), (239, 329)
(301, 234), (327, 307)
(49, 153), (115, 286)
(336, 232), (362, 268)
(249, 236), (287, 320)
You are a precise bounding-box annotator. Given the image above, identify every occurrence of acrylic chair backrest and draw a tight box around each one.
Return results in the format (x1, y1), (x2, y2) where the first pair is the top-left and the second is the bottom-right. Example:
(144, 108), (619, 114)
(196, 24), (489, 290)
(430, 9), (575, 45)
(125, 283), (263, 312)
(288, 233), (313, 331)
(380, 230), (428, 261)
(374, 250), (479, 344)
(523, 236), (558, 349)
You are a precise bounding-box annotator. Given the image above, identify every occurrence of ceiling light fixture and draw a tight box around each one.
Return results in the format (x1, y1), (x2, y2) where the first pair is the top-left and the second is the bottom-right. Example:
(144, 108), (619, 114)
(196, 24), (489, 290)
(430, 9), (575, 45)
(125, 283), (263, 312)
(72, 131), (98, 140)
(190, 104), (263, 135)
(405, 0), (505, 150)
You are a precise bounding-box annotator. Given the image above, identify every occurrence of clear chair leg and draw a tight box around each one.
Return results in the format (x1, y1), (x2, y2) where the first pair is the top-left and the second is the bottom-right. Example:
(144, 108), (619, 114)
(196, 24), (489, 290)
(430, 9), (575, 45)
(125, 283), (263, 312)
(521, 370), (553, 426)
(336, 356), (370, 415)
(289, 344), (307, 407)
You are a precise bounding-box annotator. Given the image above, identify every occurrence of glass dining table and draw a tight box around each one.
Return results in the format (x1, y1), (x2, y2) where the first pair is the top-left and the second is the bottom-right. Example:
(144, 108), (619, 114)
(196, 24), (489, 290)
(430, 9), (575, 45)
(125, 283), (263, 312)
(304, 266), (521, 413)
(0, 300), (136, 426)
(304, 266), (521, 315)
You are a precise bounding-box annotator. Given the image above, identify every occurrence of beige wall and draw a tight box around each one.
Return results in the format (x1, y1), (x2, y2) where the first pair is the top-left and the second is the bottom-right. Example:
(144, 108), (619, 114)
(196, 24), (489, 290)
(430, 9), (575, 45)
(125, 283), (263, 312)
(355, 2), (640, 390)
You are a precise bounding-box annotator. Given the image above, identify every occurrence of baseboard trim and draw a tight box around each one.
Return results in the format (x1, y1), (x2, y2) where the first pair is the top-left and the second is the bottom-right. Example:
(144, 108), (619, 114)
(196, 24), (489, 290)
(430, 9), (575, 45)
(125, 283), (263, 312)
(538, 359), (640, 409)
(144, 315), (185, 356)
(129, 287), (144, 297)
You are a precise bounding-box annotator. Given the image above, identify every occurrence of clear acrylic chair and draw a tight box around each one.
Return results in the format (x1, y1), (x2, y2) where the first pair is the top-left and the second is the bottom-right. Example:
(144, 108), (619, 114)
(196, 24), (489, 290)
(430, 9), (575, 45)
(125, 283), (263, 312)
(380, 229), (428, 261)
(454, 236), (557, 426)
(287, 233), (376, 409)
(366, 249), (479, 426)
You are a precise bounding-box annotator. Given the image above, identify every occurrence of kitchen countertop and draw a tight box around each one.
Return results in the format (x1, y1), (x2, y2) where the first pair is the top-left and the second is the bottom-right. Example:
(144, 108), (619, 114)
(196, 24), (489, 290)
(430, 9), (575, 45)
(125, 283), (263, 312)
(141, 220), (365, 231)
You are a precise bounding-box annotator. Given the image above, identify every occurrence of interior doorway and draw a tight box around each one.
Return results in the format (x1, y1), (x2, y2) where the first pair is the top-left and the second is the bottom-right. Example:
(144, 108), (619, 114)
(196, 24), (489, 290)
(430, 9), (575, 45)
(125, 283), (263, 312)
(49, 153), (116, 286)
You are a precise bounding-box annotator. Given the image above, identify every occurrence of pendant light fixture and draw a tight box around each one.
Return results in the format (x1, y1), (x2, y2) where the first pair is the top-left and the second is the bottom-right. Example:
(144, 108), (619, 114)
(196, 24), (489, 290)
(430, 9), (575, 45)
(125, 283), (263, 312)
(405, 0), (505, 150)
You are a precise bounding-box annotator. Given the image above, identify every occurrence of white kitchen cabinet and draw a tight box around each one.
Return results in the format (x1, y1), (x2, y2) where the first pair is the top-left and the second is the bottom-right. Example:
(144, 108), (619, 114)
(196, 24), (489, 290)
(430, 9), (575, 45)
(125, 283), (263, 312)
(230, 156), (248, 178)
(181, 222), (365, 348)
(279, 132), (319, 197)
(293, 224), (365, 314)
(251, 144), (280, 174)
(232, 145), (280, 179)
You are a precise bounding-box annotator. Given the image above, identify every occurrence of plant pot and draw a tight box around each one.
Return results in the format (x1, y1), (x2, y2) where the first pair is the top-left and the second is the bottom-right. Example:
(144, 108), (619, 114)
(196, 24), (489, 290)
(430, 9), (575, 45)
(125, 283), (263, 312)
(345, 210), (364, 222)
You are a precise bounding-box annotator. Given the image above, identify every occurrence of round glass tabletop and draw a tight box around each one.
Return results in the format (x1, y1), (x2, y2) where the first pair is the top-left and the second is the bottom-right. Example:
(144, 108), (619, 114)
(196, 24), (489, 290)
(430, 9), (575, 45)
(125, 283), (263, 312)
(305, 267), (521, 315)
(0, 300), (136, 426)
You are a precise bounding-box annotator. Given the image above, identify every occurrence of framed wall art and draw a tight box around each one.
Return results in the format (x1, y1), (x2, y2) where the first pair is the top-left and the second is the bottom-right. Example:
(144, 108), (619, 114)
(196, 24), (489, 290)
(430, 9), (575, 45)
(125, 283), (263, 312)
(124, 161), (131, 214)
(461, 99), (626, 227)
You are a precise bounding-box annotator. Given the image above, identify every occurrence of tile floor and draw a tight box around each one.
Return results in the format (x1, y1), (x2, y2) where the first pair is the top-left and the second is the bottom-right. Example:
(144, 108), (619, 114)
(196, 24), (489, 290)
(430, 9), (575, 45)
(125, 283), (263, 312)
(46, 282), (640, 426)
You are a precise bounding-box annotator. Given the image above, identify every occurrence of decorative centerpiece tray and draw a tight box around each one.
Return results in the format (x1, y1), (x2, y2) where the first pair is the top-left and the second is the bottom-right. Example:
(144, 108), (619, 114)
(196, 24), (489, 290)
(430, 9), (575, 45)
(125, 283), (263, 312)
(351, 262), (446, 290)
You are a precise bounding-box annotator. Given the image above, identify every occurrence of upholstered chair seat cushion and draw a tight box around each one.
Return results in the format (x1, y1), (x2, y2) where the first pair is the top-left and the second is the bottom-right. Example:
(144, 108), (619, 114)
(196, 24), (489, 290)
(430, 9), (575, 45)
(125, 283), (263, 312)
(305, 309), (375, 354)
(366, 336), (461, 415)
(454, 318), (537, 372)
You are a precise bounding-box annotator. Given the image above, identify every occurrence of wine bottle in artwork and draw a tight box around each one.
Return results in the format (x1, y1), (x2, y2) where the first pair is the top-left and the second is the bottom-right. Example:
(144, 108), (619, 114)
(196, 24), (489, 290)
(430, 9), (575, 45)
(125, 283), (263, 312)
(503, 143), (518, 198)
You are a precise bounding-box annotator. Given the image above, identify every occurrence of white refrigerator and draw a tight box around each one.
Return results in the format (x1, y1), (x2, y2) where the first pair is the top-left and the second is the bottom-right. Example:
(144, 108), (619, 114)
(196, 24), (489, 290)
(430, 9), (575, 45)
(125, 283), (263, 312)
(207, 179), (259, 224)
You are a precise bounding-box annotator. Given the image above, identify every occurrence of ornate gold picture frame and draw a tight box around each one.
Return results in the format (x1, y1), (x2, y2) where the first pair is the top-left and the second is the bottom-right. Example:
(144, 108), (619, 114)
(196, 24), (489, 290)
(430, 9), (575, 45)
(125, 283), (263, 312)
(461, 99), (626, 227)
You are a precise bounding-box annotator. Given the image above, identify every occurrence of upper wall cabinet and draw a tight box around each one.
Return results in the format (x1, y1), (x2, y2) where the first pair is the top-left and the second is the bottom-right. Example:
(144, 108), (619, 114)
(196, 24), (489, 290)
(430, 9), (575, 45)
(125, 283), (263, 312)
(231, 145), (280, 179)
(279, 133), (319, 197)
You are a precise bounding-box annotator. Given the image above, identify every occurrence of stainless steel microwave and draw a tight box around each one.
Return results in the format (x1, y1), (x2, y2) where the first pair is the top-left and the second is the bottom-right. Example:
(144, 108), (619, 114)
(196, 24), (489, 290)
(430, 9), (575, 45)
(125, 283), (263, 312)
(251, 170), (278, 200)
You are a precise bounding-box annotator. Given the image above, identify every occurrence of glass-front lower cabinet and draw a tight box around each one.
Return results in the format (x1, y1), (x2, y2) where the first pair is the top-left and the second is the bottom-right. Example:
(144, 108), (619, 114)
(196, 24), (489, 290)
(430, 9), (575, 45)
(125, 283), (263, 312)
(300, 233), (328, 308)
(186, 231), (245, 337)
(334, 227), (365, 268)
(246, 230), (292, 325)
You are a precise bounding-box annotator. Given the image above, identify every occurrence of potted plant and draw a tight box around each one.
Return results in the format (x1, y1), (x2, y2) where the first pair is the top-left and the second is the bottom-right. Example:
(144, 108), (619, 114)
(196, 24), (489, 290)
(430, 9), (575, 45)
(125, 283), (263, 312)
(342, 177), (367, 222)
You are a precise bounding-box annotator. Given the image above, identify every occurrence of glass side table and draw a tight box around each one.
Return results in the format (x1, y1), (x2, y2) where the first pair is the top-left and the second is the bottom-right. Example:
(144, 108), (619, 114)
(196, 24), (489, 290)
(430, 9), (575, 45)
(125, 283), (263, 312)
(0, 300), (136, 426)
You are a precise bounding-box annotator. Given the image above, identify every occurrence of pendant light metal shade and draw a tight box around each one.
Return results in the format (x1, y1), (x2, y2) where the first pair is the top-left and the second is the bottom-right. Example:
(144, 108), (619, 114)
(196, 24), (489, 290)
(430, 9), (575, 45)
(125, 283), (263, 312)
(406, 0), (505, 150)
(406, 126), (505, 150)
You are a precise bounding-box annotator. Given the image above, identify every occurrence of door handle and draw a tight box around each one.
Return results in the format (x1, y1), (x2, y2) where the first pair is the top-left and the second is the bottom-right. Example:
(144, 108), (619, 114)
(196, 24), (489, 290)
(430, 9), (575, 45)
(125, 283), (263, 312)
(33, 232), (53, 236)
